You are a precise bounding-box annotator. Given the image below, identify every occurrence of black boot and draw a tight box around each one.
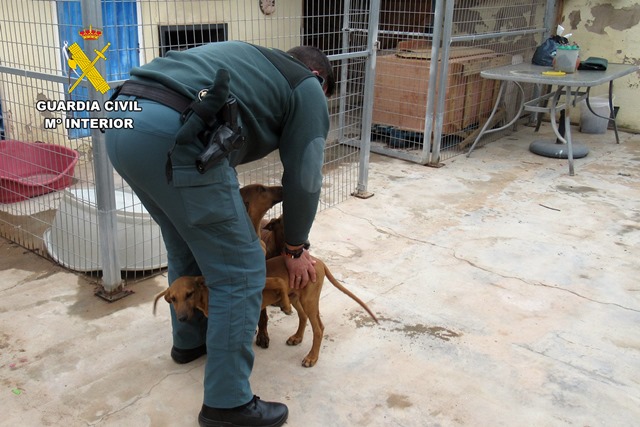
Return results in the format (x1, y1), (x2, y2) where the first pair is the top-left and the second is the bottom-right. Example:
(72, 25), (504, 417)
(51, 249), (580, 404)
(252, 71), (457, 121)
(198, 395), (288, 427)
(170, 344), (207, 364)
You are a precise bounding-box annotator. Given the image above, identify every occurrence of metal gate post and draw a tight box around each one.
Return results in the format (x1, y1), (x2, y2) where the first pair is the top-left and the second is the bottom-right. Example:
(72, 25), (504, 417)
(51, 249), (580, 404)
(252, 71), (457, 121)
(430, 0), (455, 166)
(544, 0), (557, 38)
(354, 0), (380, 199)
(337, 0), (352, 139)
(81, 0), (126, 299)
(527, 0), (558, 127)
(421, 0), (445, 165)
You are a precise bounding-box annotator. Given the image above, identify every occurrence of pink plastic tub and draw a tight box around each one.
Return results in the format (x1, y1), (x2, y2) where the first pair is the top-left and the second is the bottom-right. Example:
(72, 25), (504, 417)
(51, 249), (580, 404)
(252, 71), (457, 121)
(0, 140), (79, 204)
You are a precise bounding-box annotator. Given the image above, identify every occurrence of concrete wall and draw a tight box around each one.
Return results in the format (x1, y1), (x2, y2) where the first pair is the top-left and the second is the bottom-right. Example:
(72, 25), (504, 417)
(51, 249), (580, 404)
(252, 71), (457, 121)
(560, 0), (640, 131)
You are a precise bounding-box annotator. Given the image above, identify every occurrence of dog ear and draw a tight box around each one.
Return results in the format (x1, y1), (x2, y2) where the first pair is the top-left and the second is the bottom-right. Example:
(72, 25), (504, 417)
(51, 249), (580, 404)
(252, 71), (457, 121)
(153, 289), (168, 315)
(194, 276), (209, 317)
(164, 290), (173, 303)
(263, 217), (277, 231)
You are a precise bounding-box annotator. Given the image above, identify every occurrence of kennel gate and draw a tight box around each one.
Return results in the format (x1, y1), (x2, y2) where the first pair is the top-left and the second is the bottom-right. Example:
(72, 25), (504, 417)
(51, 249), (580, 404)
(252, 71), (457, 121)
(0, 0), (378, 294)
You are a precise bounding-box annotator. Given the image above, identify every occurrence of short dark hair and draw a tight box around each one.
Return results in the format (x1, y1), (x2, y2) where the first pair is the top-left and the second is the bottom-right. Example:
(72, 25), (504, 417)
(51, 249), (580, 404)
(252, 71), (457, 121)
(287, 46), (336, 97)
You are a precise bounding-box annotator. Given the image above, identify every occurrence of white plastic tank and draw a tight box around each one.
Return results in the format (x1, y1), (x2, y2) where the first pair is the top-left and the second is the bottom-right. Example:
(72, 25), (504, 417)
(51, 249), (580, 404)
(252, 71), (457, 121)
(44, 187), (167, 272)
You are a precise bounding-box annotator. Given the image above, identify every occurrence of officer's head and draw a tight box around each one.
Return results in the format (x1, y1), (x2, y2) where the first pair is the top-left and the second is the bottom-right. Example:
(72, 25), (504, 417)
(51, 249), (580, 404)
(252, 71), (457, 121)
(287, 46), (336, 97)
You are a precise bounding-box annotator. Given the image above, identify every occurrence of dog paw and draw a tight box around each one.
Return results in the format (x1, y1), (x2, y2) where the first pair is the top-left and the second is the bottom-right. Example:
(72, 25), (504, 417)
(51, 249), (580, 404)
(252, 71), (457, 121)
(286, 335), (303, 346)
(256, 334), (270, 349)
(281, 305), (293, 315)
(301, 355), (318, 368)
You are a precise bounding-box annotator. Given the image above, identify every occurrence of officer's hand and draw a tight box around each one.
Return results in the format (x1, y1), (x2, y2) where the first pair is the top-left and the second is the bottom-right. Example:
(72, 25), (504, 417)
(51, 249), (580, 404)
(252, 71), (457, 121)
(283, 250), (317, 289)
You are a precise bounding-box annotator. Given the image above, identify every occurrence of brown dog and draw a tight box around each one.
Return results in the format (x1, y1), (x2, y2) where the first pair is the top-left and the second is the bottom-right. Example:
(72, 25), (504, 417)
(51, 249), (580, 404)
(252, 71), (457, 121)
(261, 215), (286, 260)
(239, 183), (283, 236)
(153, 183), (291, 319)
(155, 262), (377, 368)
(263, 255), (378, 367)
(238, 184), (291, 314)
(255, 215), (287, 347)
(153, 275), (208, 321)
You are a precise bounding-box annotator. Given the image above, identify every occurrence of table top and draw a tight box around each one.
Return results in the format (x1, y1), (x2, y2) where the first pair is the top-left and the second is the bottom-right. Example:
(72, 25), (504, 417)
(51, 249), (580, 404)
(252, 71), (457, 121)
(480, 62), (639, 86)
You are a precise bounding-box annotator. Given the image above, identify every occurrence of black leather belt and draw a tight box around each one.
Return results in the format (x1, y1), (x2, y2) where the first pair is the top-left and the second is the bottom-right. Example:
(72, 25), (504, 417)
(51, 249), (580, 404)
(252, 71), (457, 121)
(113, 80), (192, 113)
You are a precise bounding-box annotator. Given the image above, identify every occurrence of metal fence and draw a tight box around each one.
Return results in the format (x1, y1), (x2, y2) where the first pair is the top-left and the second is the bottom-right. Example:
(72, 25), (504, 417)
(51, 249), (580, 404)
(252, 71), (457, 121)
(0, 0), (375, 295)
(371, 0), (555, 165)
(0, 0), (555, 296)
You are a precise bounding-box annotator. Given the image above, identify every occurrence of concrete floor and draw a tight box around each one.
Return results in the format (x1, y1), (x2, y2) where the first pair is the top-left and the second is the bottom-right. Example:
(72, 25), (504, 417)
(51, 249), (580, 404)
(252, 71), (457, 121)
(1, 126), (639, 427)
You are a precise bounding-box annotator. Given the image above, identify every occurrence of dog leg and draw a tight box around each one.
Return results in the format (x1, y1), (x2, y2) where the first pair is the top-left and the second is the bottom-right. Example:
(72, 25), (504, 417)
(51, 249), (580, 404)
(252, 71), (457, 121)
(264, 277), (292, 315)
(286, 298), (307, 347)
(300, 301), (324, 368)
(257, 287), (287, 348)
(256, 308), (270, 349)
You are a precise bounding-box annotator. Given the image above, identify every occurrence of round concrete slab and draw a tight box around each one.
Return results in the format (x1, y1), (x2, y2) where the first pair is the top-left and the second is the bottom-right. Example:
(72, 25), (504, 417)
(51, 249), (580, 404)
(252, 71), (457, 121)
(529, 139), (589, 159)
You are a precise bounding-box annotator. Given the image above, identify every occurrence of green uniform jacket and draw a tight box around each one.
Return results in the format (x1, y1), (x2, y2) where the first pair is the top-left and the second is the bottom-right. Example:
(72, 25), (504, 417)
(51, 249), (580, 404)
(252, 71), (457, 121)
(129, 41), (330, 246)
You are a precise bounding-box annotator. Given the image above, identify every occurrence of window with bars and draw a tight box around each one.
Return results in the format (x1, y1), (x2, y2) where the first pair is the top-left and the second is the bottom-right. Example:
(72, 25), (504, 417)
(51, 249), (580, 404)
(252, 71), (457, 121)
(158, 24), (228, 57)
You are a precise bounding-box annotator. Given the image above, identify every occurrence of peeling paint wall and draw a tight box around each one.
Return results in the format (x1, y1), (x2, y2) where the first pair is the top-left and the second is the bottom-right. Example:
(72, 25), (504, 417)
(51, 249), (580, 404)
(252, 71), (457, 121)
(562, 1), (640, 130)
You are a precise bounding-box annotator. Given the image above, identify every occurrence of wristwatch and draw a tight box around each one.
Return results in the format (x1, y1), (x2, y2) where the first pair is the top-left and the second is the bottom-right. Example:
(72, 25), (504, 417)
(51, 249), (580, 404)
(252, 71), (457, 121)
(283, 246), (304, 259)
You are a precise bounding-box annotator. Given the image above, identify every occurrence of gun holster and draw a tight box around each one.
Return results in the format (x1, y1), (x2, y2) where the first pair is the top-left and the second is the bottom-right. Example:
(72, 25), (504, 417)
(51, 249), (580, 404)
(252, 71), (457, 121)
(194, 97), (245, 174)
(166, 69), (245, 181)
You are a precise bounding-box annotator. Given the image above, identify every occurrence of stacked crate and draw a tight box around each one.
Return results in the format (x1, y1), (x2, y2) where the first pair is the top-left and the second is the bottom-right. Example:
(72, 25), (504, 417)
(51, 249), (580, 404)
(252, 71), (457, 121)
(373, 40), (511, 137)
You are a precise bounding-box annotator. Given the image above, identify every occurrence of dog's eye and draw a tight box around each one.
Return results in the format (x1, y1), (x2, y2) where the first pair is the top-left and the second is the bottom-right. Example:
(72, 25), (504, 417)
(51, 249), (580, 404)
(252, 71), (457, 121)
(186, 291), (194, 299)
(171, 296), (176, 302)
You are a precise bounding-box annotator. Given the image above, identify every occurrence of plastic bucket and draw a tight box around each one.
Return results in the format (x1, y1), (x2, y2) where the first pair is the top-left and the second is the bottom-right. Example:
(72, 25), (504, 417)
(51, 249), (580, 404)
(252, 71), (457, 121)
(554, 46), (580, 73)
(580, 96), (613, 134)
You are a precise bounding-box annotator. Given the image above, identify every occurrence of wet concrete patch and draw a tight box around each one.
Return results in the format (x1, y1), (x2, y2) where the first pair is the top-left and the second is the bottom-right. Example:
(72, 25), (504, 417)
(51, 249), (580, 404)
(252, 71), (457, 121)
(392, 323), (461, 341)
(555, 185), (598, 194)
(386, 393), (412, 409)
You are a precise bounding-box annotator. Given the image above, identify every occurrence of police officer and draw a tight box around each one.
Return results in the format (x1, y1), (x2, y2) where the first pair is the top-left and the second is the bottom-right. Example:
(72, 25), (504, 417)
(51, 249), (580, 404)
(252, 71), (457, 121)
(105, 41), (334, 427)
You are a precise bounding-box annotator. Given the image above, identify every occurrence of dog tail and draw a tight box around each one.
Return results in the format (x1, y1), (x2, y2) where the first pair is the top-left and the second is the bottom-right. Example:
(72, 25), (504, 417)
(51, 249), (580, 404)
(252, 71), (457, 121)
(152, 290), (167, 315)
(323, 263), (378, 324)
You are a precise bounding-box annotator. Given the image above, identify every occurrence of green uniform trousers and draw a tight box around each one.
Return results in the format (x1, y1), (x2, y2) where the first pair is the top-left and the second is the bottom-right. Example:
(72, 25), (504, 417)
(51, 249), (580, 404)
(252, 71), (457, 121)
(105, 96), (265, 408)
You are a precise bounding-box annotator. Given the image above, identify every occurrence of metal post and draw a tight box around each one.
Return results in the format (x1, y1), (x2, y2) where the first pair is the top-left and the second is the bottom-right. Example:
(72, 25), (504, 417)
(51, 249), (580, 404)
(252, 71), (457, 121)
(429, 0), (454, 166)
(420, 0), (445, 165)
(354, 0), (380, 199)
(544, 0), (557, 39)
(528, 0), (558, 127)
(337, 0), (352, 139)
(81, 0), (126, 300)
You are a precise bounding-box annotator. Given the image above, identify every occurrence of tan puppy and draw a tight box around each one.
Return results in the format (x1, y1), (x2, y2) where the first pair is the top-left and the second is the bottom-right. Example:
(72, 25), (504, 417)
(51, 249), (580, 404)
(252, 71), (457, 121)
(238, 184), (291, 313)
(261, 215), (286, 260)
(263, 255), (378, 367)
(153, 184), (291, 321)
(153, 276), (208, 321)
(155, 264), (377, 368)
(256, 215), (286, 348)
(239, 183), (283, 236)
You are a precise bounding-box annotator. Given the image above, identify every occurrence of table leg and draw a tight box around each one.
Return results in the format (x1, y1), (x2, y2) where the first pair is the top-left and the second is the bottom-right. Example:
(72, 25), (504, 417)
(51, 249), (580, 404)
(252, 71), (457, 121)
(466, 81), (524, 157)
(609, 81), (620, 144)
(584, 81), (619, 143)
(529, 85), (588, 175)
(466, 81), (506, 157)
(564, 86), (575, 176)
(556, 110), (565, 144)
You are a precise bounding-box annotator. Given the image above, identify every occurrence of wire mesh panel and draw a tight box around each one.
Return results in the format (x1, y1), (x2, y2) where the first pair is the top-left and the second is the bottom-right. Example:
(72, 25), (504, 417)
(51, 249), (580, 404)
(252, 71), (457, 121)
(371, 0), (553, 165)
(0, 0), (372, 286)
